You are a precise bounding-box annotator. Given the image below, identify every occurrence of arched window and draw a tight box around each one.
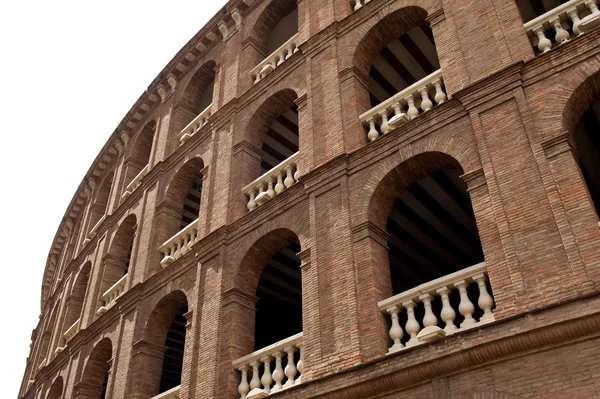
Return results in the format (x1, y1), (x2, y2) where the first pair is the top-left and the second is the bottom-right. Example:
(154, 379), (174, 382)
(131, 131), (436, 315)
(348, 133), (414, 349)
(79, 338), (112, 399)
(159, 158), (204, 268)
(133, 291), (188, 397)
(355, 8), (448, 142)
(36, 302), (60, 370)
(573, 99), (600, 216)
(60, 262), (91, 346)
(86, 172), (114, 238)
(177, 62), (216, 146)
(232, 229), (304, 397)
(97, 215), (136, 314)
(122, 121), (155, 199)
(370, 153), (495, 353)
(46, 377), (63, 399)
(244, 90), (300, 210)
(251, 0), (299, 83)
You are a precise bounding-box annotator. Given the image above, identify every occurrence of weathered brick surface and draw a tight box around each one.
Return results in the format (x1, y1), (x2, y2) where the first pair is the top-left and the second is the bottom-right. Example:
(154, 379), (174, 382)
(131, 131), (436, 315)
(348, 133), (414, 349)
(19, 1), (600, 398)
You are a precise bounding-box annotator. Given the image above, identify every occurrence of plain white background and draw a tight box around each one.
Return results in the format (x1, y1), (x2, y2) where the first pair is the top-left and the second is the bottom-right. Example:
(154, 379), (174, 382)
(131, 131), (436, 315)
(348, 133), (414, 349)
(0, 1), (225, 395)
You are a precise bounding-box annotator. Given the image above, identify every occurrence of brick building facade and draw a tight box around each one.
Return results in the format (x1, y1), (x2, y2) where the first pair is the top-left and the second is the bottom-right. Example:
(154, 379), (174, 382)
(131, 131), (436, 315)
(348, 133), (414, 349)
(18, 0), (600, 398)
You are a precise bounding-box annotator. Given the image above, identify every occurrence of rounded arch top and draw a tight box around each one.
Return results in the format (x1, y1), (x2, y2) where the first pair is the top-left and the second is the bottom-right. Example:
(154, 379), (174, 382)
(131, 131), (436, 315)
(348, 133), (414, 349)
(142, 290), (189, 346)
(250, 0), (298, 51)
(46, 376), (64, 399)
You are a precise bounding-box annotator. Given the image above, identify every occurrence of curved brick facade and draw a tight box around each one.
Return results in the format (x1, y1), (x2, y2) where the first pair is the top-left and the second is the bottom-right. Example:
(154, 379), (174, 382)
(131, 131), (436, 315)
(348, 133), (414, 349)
(20, 0), (600, 398)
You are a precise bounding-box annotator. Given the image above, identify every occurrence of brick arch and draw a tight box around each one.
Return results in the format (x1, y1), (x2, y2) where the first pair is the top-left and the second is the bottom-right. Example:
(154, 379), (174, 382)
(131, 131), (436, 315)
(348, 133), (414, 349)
(80, 338), (113, 398)
(354, 137), (480, 227)
(249, 0), (297, 47)
(243, 88), (299, 150)
(341, 0), (441, 74)
(46, 376), (63, 399)
(99, 214), (137, 296)
(227, 214), (309, 294)
(61, 261), (91, 337)
(178, 60), (217, 115)
(539, 58), (600, 141)
(142, 290), (189, 346)
(124, 119), (156, 167)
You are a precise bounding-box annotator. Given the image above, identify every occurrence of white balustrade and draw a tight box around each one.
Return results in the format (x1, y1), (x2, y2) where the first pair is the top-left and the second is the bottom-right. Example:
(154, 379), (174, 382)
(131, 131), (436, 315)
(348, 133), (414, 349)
(233, 333), (303, 399)
(63, 318), (81, 343)
(96, 273), (128, 315)
(349, 0), (371, 11)
(359, 69), (447, 142)
(243, 153), (299, 211)
(378, 262), (495, 354)
(122, 164), (149, 200)
(150, 385), (181, 399)
(179, 104), (212, 144)
(159, 219), (199, 267)
(523, 0), (600, 54)
(251, 33), (300, 84)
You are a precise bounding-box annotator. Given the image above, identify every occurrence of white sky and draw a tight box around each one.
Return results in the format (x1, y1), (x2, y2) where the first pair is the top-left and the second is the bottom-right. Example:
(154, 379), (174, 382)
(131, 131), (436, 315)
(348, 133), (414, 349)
(0, 1), (225, 396)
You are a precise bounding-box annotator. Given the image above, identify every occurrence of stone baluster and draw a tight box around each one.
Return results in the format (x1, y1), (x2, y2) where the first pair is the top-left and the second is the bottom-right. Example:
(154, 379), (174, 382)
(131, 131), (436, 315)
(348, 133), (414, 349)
(283, 346), (297, 387)
(474, 273), (495, 322)
(287, 43), (295, 59)
(419, 88), (433, 112)
(419, 293), (438, 328)
(568, 9), (583, 35)
(586, 0), (600, 16)
(261, 356), (273, 394)
(379, 110), (391, 134)
(271, 352), (285, 392)
(436, 286), (457, 333)
(552, 18), (570, 44)
(455, 280), (476, 328)
(266, 177), (275, 198)
(296, 343), (303, 384)
(249, 361), (261, 392)
(403, 300), (420, 346)
(534, 27), (552, 53)
(284, 166), (295, 188)
(405, 95), (419, 119)
(366, 117), (379, 142)
(433, 79), (447, 104)
(387, 306), (404, 352)
(238, 366), (250, 399)
(247, 189), (257, 211)
(275, 172), (285, 194)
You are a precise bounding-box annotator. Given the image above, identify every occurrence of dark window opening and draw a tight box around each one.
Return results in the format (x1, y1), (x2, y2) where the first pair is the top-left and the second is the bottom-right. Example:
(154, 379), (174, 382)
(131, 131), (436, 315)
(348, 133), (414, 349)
(574, 99), (600, 215)
(158, 304), (188, 394)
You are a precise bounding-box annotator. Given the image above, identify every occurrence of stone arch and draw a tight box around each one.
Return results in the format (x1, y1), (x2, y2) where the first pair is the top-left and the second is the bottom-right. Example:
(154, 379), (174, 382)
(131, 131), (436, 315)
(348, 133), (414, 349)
(80, 338), (112, 399)
(133, 290), (189, 397)
(46, 376), (63, 399)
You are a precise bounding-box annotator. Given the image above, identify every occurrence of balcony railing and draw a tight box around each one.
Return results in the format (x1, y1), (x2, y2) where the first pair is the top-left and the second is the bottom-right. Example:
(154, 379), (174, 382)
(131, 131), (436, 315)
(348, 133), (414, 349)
(233, 333), (304, 399)
(251, 33), (300, 84)
(159, 219), (199, 268)
(63, 318), (81, 343)
(122, 164), (149, 200)
(96, 274), (128, 315)
(244, 153), (299, 211)
(150, 386), (181, 399)
(378, 262), (495, 354)
(349, 0), (371, 11)
(524, 0), (600, 54)
(179, 104), (212, 145)
(359, 69), (447, 142)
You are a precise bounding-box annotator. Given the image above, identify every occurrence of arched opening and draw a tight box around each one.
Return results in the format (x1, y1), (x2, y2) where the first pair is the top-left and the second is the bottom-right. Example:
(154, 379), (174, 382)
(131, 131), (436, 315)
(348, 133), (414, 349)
(46, 376), (63, 399)
(177, 62), (216, 145)
(355, 8), (447, 141)
(87, 172), (114, 236)
(136, 291), (188, 397)
(251, 0), (299, 83)
(573, 99), (600, 216)
(80, 338), (112, 399)
(37, 302), (60, 369)
(244, 90), (300, 210)
(61, 262), (91, 343)
(97, 215), (136, 313)
(370, 153), (494, 351)
(122, 121), (155, 197)
(232, 229), (303, 396)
